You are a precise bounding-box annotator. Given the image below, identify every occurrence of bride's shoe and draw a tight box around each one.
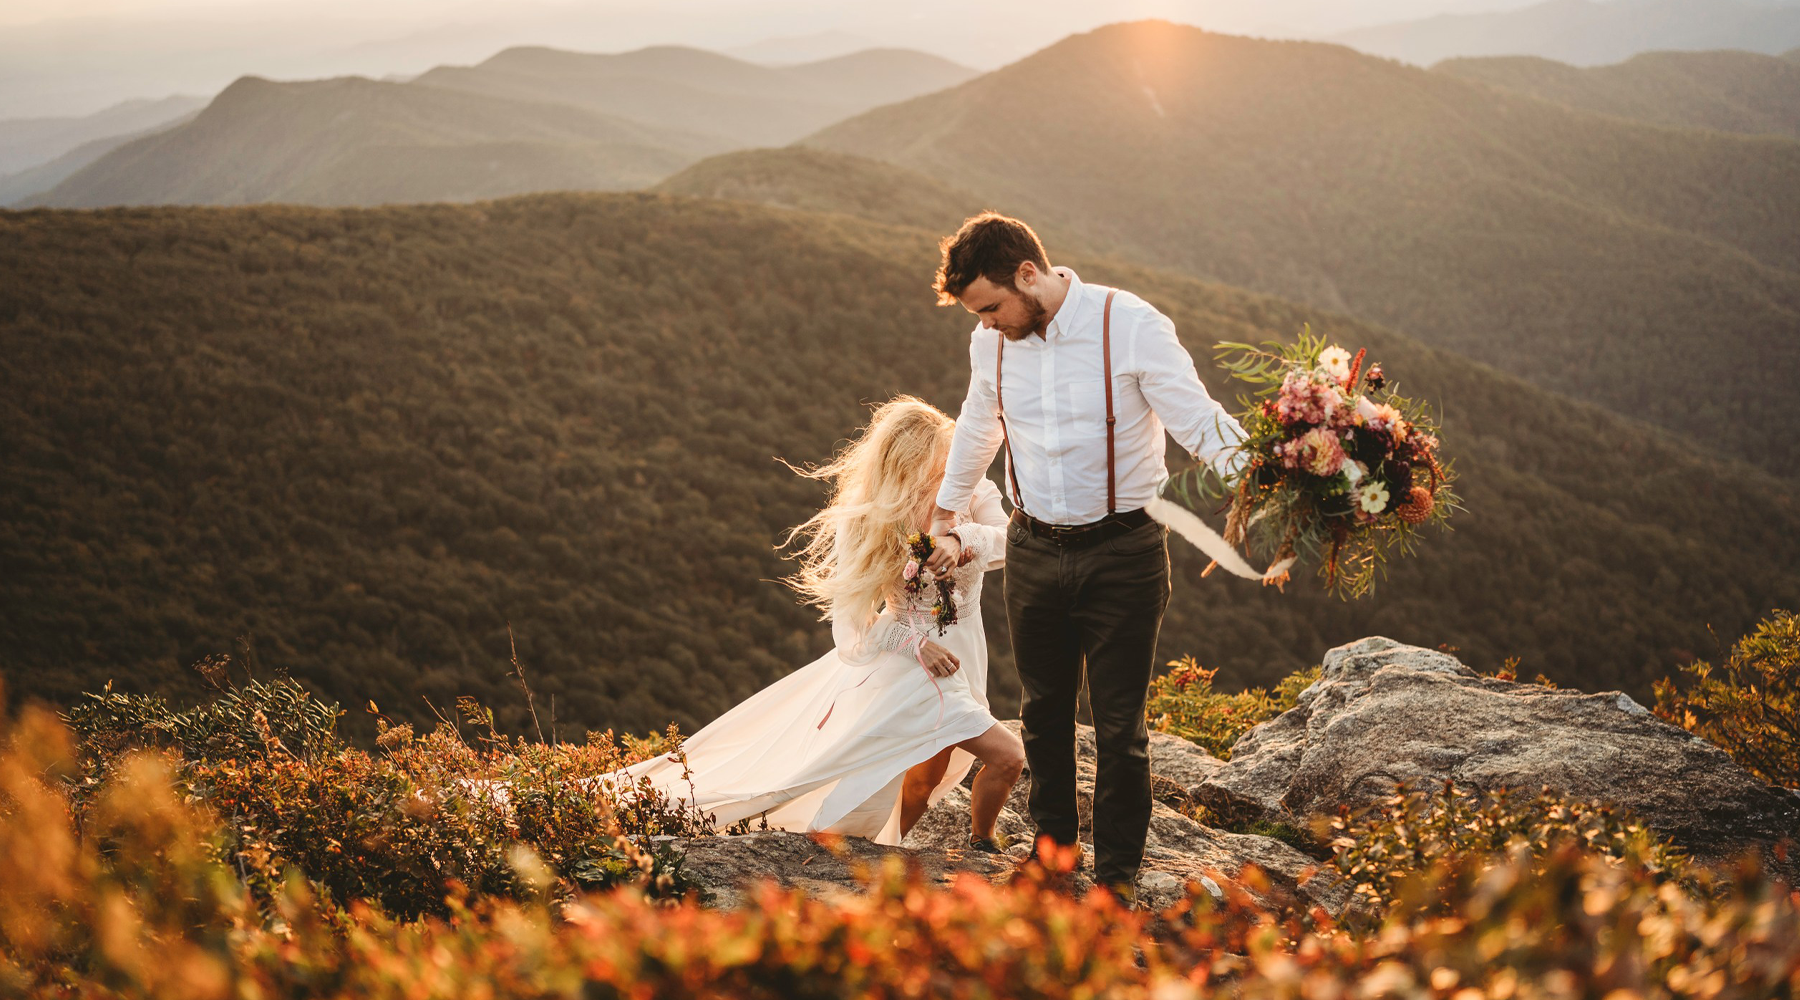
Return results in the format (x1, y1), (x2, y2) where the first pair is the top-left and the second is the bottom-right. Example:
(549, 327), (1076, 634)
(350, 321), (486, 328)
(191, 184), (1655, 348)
(967, 833), (1007, 855)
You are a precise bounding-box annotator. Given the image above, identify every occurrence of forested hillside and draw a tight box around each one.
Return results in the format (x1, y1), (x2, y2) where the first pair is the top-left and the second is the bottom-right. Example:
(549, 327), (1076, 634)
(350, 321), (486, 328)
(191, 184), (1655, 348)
(804, 22), (1800, 479)
(2, 194), (1795, 741)
(1437, 50), (1800, 138)
(655, 148), (989, 233)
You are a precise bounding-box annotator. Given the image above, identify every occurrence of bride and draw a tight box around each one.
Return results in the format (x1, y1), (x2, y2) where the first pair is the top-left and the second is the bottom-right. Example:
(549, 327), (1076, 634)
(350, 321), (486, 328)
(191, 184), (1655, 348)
(609, 396), (1024, 850)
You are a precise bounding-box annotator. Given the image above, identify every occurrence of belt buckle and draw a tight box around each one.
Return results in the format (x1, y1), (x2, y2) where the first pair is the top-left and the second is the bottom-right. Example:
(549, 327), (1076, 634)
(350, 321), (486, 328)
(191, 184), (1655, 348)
(1045, 519), (1099, 543)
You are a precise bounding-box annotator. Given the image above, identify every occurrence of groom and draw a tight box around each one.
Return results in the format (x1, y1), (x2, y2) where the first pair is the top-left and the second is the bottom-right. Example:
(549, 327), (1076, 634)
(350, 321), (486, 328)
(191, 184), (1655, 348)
(925, 212), (1244, 894)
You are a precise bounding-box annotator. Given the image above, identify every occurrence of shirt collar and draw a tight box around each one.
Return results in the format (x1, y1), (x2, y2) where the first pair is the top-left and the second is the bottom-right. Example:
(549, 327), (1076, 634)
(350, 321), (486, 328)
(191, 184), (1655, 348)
(1044, 266), (1083, 341)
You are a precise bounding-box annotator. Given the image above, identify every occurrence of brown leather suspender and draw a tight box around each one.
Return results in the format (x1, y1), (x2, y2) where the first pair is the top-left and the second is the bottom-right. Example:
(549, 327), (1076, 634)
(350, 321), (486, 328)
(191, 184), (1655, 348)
(1101, 289), (1117, 515)
(995, 334), (1023, 508)
(994, 289), (1118, 518)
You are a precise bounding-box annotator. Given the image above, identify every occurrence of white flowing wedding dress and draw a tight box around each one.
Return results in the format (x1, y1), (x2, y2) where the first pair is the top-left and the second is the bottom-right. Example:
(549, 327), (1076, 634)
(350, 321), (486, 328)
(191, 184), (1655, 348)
(610, 478), (1009, 845)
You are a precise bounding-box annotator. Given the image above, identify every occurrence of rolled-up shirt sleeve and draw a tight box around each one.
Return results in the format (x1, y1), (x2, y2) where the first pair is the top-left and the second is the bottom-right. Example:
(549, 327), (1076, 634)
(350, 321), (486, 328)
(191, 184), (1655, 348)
(1135, 309), (1247, 479)
(935, 332), (1007, 514)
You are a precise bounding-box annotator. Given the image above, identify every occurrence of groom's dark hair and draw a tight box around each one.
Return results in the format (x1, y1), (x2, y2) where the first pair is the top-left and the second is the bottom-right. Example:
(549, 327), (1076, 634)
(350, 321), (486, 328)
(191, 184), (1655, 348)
(933, 212), (1051, 305)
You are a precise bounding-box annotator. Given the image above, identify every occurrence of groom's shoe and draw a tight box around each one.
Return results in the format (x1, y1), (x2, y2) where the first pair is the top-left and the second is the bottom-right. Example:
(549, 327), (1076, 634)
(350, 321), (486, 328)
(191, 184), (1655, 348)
(1018, 835), (1089, 872)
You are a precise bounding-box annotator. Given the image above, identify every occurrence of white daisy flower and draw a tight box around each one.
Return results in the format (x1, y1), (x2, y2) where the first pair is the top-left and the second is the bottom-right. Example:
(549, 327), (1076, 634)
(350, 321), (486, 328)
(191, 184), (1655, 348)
(1318, 345), (1352, 380)
(1356, 480), (1390, 514)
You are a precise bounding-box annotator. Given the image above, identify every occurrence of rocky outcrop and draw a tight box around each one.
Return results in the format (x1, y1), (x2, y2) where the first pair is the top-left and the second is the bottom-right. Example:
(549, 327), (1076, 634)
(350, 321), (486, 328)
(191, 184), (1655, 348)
(668, 721), (1344, 913)
(1197, 637), (1800, 879)
(662, 830), (1011, 909)
(901, 721), (1343, 913)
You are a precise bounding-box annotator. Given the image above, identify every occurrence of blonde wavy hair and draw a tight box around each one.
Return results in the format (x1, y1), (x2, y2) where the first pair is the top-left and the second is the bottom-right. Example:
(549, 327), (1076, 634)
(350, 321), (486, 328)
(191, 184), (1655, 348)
(782, 396), (956, 628)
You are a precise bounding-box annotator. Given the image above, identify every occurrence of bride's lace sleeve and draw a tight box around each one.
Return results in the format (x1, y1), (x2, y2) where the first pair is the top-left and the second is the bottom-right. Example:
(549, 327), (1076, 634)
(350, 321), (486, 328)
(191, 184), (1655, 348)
(831, 607), (930, 667)
(950, 478), (1009, 573)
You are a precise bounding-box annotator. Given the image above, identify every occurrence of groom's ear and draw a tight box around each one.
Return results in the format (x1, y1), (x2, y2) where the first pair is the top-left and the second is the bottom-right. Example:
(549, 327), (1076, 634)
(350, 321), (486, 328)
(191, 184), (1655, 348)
(1016, 260), (1040, 286)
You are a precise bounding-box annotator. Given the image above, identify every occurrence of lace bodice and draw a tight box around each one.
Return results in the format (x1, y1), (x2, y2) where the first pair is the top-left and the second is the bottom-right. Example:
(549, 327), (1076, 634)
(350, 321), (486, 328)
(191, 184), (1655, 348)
(832, 478), (1009, 666)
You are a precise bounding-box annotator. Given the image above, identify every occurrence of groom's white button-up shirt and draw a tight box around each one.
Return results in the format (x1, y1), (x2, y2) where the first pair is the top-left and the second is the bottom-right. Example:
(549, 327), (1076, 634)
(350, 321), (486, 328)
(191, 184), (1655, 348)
(936, 268), (1245, 526)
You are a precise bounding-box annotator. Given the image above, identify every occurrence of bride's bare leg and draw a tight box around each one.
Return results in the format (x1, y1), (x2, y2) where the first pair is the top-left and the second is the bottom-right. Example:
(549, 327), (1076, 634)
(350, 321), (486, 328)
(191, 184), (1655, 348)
(900, 748), (955, 836)
(957, 724), (1026, 842)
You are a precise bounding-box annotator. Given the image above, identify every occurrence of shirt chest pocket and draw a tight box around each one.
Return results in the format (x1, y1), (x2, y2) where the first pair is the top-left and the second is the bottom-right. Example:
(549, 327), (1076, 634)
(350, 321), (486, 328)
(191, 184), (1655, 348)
(1067, 376), (1138, 428)
(1067, 378), (1106, 421)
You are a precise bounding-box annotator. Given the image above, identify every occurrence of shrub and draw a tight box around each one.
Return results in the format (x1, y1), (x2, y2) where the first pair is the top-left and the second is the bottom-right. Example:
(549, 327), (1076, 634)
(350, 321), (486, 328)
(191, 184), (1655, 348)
(65, 667), (343, 769)
(1146, 659), (1319, 758)
(1323, 781), (1688, 914)
(1655, 609), (1800, 789)
(6, 703), (1799, 999)
(60, 675), (712, 916)
(1158, 841), (1798, 999)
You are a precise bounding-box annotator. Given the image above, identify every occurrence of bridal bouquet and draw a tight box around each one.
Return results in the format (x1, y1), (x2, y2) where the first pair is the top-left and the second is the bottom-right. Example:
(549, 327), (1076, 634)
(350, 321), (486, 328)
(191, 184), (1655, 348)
(1151, 329), (1459, 599)
(902, 532), (958, 634)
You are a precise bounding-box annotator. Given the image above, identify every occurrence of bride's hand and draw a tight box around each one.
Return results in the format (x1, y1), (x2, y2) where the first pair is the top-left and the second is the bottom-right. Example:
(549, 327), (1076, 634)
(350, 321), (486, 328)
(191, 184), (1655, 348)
(923, 533), (963, 573)
(917, 640), (960, 678)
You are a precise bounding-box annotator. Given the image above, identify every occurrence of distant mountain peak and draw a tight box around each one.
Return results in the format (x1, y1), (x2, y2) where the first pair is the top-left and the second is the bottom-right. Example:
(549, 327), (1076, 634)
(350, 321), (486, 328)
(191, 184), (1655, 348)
(1435, 46), (1800, 138)
(726, 29), (884, 66)
(1331, 0), (1800, 66)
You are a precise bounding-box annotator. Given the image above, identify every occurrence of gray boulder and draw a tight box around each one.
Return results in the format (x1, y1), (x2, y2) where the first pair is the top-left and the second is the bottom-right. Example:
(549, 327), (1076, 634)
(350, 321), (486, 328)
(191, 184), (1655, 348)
(663, 720), (1344, 914)
(1197, 637), (1800, 879)
(902, 721), (1347, 914)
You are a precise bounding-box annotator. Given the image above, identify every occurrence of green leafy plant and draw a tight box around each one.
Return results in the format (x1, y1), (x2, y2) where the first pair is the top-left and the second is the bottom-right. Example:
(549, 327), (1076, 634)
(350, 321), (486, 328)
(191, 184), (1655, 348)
(1655, 610), (1800, 788)
(1324, 781), (1688, 915)
(63, 667), (711, 917)
(7, 702), (1799, 1000)
(1146, 659), (1319, 758)
(64, 660), (343, 769)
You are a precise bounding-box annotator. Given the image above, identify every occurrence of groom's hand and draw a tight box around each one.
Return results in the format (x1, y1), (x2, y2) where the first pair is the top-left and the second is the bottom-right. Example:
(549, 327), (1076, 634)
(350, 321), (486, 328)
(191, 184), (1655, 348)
(924, 533), (963, 573)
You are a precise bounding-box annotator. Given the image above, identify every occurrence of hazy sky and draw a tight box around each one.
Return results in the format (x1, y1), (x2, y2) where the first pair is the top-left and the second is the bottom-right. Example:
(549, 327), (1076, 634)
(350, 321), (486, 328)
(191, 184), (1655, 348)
(0, 0), (1537, 119)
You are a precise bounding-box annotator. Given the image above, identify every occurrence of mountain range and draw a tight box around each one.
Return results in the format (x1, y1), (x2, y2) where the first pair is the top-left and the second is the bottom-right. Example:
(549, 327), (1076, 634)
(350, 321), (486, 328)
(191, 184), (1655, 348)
(802, 21), (1800, 479)
(3, 192), (1796, 738)
(0, 94), (206, 176)
(1332, 0), (1800, 66)
(20, 45), (974, 210)
(23, 75), (726, 209)
(1435, 49), (1800, 138)
(409, 45), (975, 148)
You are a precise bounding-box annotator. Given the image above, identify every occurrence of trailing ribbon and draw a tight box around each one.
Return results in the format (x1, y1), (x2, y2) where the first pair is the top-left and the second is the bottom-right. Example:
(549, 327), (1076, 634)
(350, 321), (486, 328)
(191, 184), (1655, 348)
(1145, 496), (1298, 589)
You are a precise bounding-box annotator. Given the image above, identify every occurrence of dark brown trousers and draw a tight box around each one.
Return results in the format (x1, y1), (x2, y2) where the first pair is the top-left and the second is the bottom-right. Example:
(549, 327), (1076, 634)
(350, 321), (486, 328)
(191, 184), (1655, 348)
(1004, 514), (1172, 889)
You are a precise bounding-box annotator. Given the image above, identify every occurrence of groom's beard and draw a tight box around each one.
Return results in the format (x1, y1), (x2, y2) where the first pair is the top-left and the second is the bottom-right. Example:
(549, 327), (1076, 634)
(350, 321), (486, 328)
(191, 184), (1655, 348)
(1004, 294), (1050, 341)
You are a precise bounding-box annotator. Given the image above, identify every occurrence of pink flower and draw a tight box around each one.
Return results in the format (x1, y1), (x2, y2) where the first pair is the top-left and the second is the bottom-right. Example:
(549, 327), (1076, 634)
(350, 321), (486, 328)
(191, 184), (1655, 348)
(1324, 393), (1355, 430)
(903, 560), (919, 581)
(1276, 426), (1347, 477)
(1300, 427), (1347, 476)
(1276, 371), (1344, 427)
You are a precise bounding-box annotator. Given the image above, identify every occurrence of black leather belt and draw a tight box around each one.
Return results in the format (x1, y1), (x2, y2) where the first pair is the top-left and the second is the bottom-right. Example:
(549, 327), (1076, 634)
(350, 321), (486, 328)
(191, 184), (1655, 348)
(1010, 507), (1154, 549)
